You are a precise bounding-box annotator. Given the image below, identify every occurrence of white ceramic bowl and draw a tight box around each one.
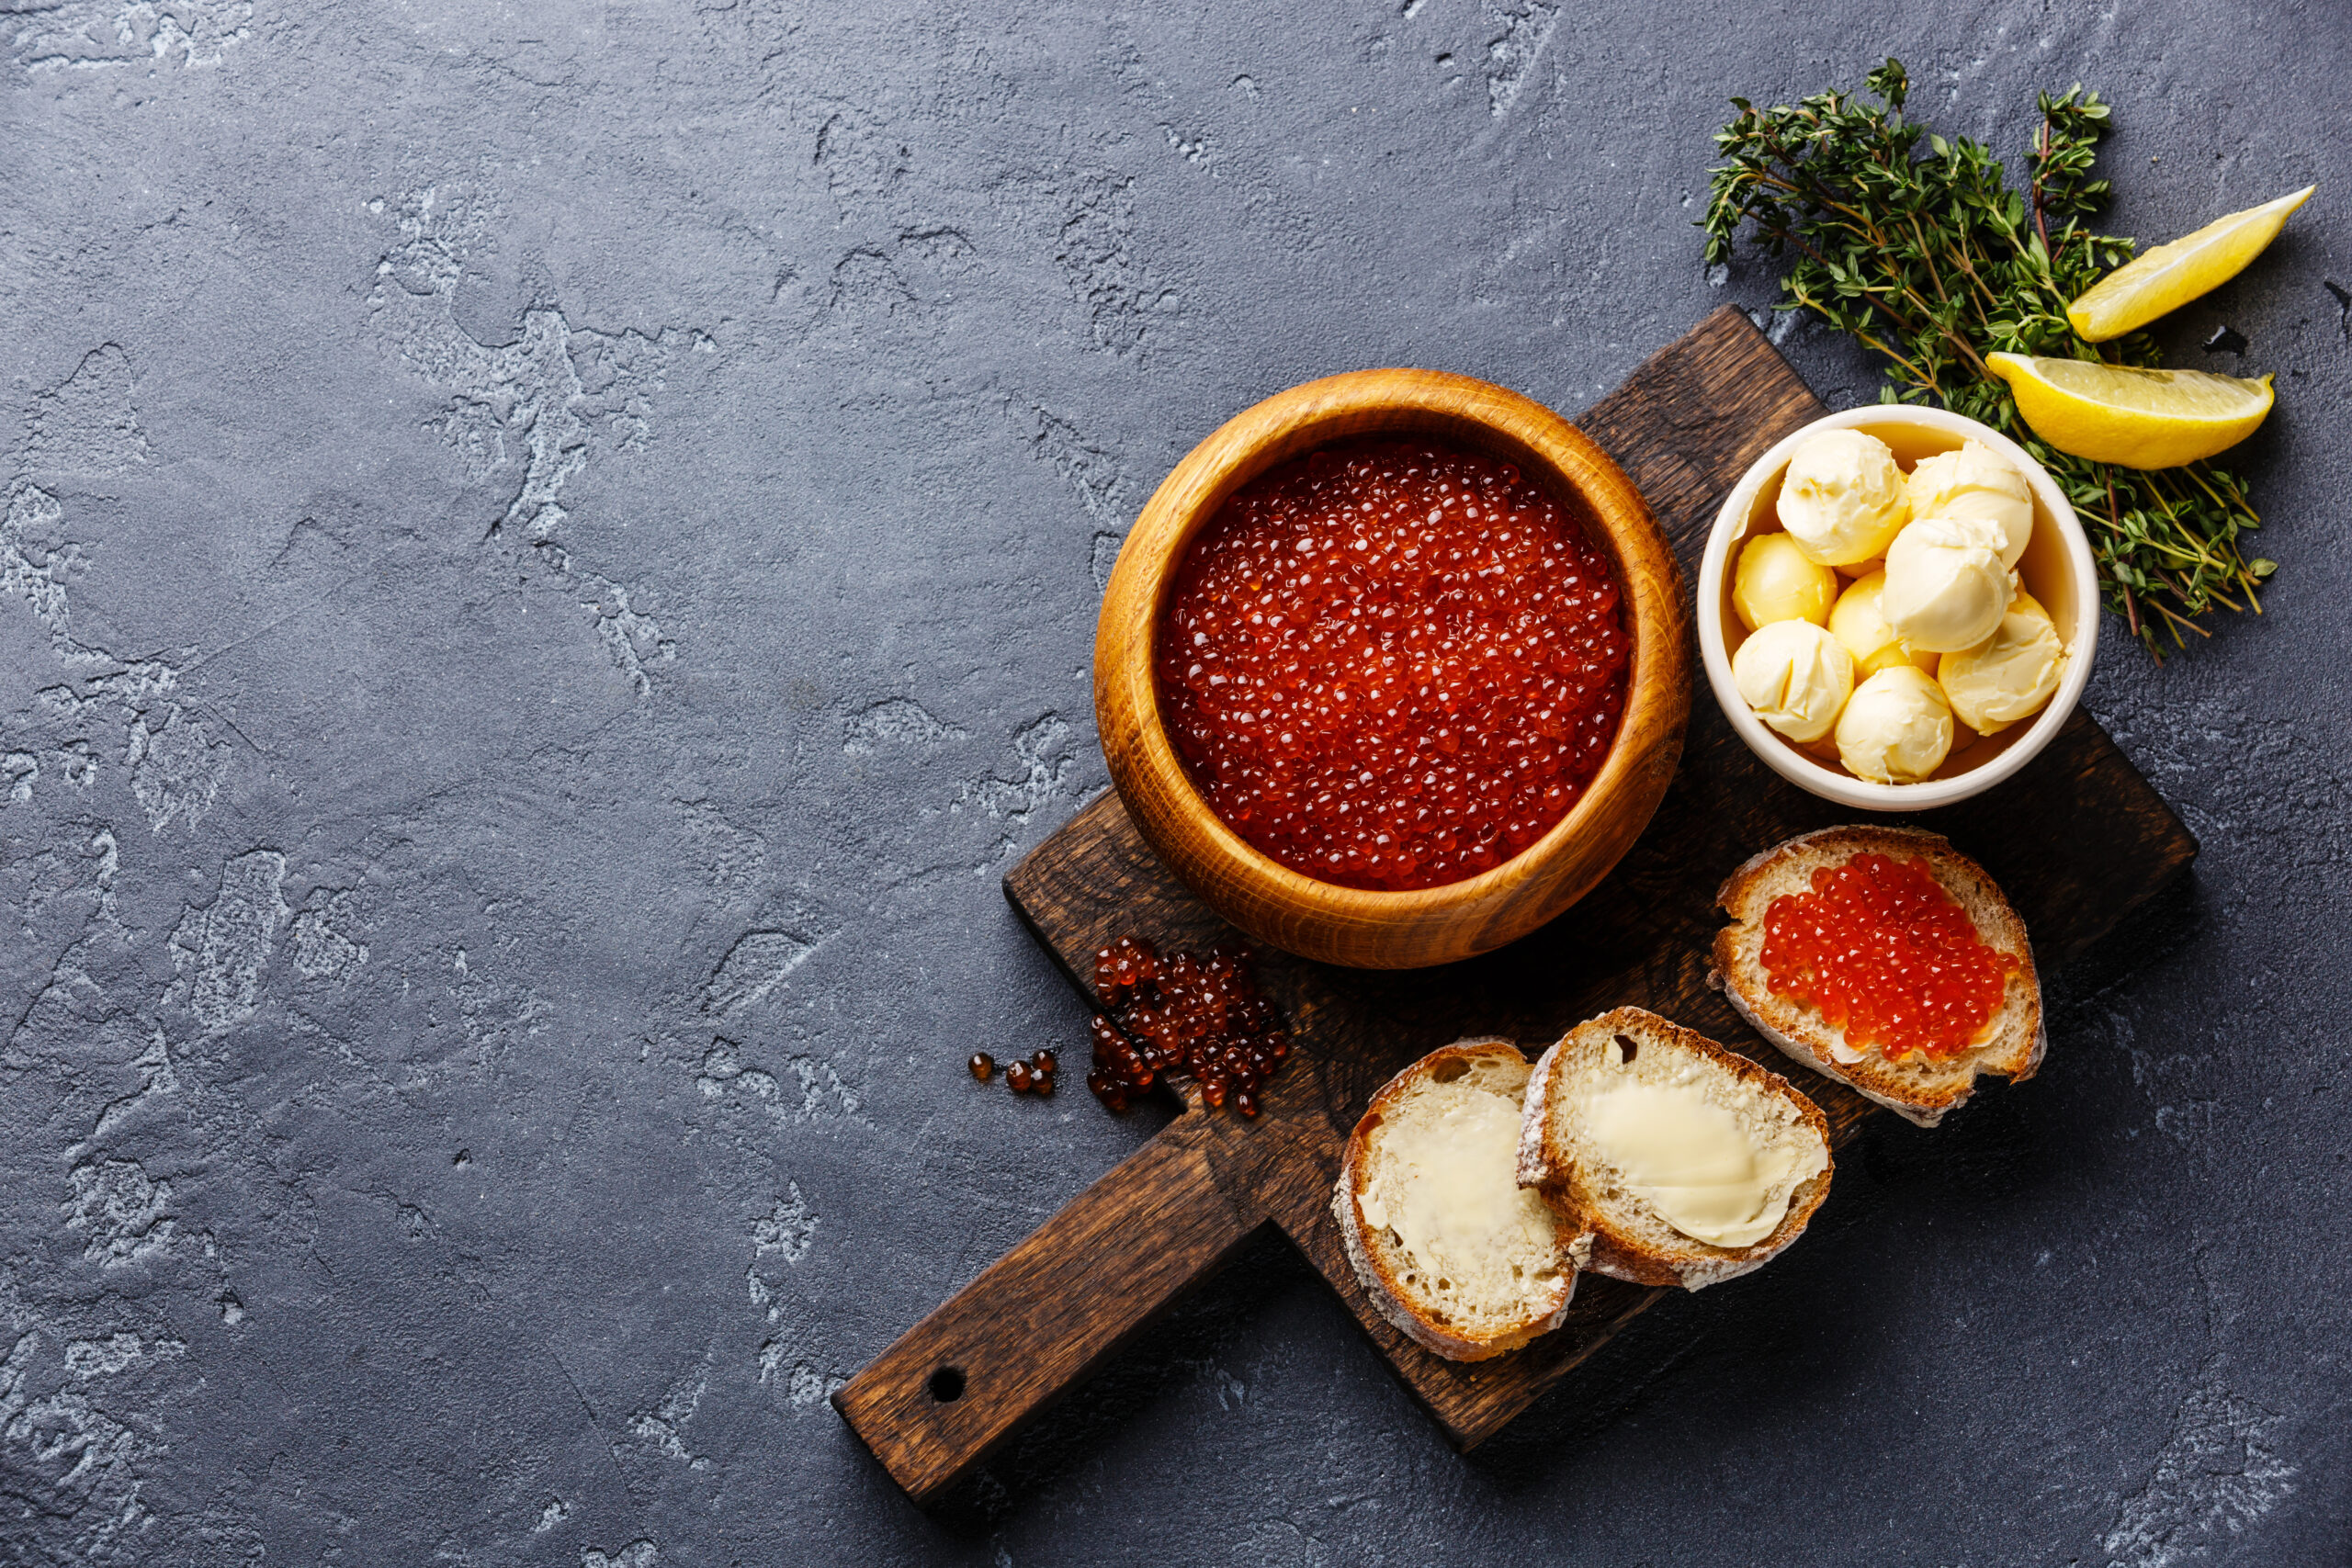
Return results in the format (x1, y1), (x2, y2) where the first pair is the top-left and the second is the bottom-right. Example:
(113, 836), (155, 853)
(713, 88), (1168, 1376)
(1697, 405), (2099, 812)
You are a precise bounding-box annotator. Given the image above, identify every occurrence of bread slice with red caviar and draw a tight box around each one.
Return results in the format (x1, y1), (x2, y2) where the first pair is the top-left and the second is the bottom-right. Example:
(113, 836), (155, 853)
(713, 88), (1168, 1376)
(1710, 825), (2043, 1128)
(1333, 1038), (1584, 1361)
(1516, 1008), (1833, 1291)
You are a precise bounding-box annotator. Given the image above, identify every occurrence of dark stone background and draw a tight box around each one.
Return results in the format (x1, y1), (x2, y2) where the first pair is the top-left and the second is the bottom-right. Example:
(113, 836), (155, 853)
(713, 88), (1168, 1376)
(4, 1), (2346, 1562)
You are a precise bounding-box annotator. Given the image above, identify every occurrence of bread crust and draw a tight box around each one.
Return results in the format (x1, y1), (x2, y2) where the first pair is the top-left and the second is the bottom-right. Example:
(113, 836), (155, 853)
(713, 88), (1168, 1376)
(1517, 1007), (1834, 1291)
(1331, 1037), (1578, 1361)
(1709, 825), (2044, 1127)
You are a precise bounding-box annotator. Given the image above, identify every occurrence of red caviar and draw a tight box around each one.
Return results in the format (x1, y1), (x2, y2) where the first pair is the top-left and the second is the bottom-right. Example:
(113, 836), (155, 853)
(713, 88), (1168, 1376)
(1156, 439), (1628, 892)
(1758, 852), (2018, 1060)
(1085, 935), (1289, 1115)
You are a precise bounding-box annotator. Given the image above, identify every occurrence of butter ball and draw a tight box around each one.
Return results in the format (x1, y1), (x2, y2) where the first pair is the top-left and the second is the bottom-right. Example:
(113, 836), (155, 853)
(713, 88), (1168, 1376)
(1883, 516), (2013, 652)
(1939, 612), (2065, 735)
(1907, 439), (2033, 568)
(1776, 430), (1910, 566)
(1837, 666), (1953, 784)
(1826, 570), (1938, 677)
(1733, 532), (1838, 631)
(1733, 620), (1854, 744)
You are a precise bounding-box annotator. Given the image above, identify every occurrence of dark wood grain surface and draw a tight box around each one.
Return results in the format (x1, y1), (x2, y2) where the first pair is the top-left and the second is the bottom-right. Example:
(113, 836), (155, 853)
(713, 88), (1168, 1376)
(832, 306), (2198, 1505)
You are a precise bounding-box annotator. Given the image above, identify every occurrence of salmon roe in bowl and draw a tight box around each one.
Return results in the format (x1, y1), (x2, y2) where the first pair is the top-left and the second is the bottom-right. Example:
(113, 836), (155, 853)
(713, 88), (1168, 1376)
(1155, 439), (1630, 892)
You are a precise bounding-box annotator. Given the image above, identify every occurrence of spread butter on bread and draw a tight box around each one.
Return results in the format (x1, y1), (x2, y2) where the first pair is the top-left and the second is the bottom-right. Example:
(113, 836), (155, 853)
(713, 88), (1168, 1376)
(1332, 1039), (1583, 1361)
(1516, 1008), (1833, 1291)
(1710, 825), (2044, 1127)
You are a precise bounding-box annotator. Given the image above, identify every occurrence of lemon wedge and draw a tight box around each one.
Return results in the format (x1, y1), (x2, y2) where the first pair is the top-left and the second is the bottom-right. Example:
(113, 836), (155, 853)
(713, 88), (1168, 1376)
(1985, 353), (2273, 468)
(2066, 186), (2315, 342)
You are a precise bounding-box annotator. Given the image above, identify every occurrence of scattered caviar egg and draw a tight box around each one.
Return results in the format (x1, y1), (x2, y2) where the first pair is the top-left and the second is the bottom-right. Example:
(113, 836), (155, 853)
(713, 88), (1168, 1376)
(1758, 852), (2017, 1060)
(1084, 935), (1290, 1117)
(1006, 1061), (1034, 1093)
(967, 1052), (994, 1081)
(1033, 1049), (1057, 1076)
(1156, 439), (1629, 892)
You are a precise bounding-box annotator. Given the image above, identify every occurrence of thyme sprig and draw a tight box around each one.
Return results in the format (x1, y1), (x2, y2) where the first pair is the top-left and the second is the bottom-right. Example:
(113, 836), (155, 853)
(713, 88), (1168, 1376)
(1703, 59), (2274, 657)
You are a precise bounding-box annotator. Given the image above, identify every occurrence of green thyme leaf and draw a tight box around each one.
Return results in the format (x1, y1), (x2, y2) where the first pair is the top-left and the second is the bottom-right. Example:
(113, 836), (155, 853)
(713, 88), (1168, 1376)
(1702, 60), (2272, 658)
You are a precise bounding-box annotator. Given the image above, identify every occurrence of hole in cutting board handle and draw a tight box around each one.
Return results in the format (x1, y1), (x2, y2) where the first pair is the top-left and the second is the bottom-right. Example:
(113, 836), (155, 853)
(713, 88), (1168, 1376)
(927, 1366), (966, 1403)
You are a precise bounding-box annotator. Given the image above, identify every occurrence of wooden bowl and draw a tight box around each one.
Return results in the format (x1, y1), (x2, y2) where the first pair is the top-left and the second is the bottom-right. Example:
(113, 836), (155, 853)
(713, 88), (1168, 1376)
(1094, 368), (1690, 970)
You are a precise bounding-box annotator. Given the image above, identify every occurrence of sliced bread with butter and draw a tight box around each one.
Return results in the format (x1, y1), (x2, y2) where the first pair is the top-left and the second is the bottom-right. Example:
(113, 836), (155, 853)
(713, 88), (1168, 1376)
(1711, 825), (2043, 1127)
(1517, 1008), (1833, 1291)
(1332, 1038), (1583, 1361)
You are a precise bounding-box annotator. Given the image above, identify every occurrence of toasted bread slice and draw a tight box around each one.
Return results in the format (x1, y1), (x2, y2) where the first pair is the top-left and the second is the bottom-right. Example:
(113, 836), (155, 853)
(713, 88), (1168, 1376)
(1710, 825), (2044, 1127)
(1332, 1039), (1582, 1361)
(1517, 1008), (1833, 1291)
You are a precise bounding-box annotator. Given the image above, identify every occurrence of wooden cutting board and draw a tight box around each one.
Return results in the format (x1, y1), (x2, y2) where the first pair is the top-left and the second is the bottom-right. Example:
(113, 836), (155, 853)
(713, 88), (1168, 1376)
(833, 306), (2197, 1505)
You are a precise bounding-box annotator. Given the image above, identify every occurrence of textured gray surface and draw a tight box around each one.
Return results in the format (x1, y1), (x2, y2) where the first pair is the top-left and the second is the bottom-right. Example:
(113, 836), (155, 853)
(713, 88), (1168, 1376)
(3, 1), (2347, 1562)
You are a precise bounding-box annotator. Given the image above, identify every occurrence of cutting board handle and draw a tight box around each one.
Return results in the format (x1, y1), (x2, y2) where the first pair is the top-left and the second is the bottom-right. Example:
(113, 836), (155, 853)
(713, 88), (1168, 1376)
(833, 1115), (1265, 1504)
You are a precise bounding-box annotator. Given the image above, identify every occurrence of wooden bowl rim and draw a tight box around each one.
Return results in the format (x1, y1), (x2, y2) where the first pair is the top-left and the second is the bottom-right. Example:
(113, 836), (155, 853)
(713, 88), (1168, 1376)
(1095, 367), (1685, 922)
